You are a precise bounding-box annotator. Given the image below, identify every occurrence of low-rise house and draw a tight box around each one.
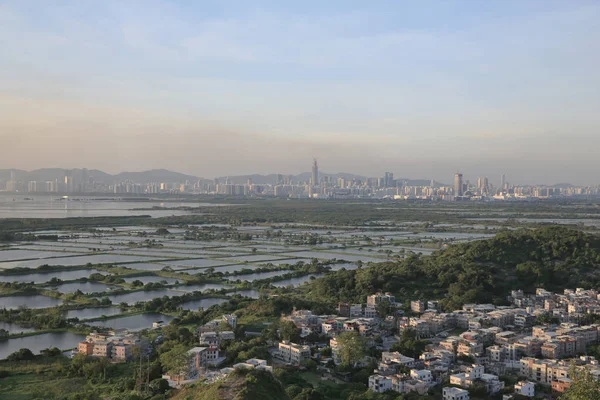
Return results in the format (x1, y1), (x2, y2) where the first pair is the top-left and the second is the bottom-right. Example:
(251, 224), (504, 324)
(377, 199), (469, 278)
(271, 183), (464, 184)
(368, 374), (393, 393)
(233, 359), (273, 373)
(442, 387), (470, 400)
(410, 369), (433, 384)
(188, 346), (220, 376)
(367, 292), (396, 307)
(92, 341), (113, 358)
(276, 340), (311, 366)
(450, 364), (505, 394)
(112, 344), (133, 362)
(514, 381), (535, 397)
(77, 341), (94, 355)
(552, 377), (572, 394)
(519, 357), (570, 384)
(200, 332), (220, 346)
(392, 374), (429, 395)
(411, 300), (425, 314)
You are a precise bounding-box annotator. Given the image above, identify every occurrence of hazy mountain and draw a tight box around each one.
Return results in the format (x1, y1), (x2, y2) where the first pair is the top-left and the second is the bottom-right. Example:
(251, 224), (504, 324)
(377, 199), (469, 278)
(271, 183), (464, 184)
(0, 168), (198, 183)
(1, 168), (448, 186)
(113, 169), (199, 184)
(551, 183), (574, 189)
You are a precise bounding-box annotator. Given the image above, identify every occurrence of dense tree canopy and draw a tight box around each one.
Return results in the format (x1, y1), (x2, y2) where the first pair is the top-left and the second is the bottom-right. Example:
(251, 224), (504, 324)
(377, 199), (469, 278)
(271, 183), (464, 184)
(303, 227), (600, 311)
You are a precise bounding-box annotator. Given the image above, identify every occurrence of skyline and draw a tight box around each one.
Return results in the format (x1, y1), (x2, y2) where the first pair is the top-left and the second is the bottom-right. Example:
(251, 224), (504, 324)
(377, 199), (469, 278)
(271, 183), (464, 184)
(2, 1), (600, 184)
(0, 165), (596, 188)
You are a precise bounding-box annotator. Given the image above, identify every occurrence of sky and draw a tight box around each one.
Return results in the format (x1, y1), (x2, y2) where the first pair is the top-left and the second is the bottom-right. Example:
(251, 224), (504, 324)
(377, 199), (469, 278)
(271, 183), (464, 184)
(1, 0), (599, 185)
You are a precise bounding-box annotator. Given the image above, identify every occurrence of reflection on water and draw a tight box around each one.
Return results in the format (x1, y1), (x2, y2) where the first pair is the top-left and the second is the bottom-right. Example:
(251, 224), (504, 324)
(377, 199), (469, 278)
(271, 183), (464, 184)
(180, 297), (228, 310)
(272, 274), (322, 287)
(0, 269), (102, 283)
(0, 332), (84, 359)
(0, 295), (63, 309)
(64, 307), (123, 320)
(0, 321), (35, 334)
(88, 313), (174, 331)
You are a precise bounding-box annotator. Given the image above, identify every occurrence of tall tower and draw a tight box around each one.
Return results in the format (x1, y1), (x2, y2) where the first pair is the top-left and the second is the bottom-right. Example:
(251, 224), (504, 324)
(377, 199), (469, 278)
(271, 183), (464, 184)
(500, 174), (506, 190)
(311, 159), (319, 186)
(454, 173), (463, 197)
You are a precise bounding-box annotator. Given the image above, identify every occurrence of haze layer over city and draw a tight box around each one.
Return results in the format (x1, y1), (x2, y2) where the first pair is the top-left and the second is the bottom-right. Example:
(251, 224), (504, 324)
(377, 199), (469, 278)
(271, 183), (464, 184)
(2, 1), (600, 184)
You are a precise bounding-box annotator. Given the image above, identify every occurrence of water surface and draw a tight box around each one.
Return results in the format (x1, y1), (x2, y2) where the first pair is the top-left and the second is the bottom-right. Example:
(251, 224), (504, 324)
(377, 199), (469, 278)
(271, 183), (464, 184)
(0, 332), (84, 359)
(88, 313), (174, 331)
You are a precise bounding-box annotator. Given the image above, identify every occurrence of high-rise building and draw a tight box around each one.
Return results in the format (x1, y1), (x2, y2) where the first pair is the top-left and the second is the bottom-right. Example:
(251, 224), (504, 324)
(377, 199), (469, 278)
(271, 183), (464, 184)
(384, 172), (394, 187)
(64, 172), (74, 193)
(477, 177), (489, 194)
(501, 174), (506, 190)
(311, 159), (319, 186)
(454, 173), (463, 197)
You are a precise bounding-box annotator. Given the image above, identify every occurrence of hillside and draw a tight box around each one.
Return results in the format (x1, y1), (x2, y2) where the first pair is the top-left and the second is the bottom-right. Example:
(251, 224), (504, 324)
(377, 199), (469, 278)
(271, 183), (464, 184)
(171, 369), (290, 400)
(303, 226), (600, 311)
(0, 168), (198, 184)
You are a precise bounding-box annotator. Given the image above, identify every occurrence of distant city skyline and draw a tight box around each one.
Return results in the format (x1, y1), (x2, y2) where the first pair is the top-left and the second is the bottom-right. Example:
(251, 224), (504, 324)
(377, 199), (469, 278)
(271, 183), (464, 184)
(2, 1), (599, 185)
(0, 165), (596, 188)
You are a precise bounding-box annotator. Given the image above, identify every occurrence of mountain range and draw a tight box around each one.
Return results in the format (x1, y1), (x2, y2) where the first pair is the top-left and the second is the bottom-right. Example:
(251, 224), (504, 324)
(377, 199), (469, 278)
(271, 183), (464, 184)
(0, 168), (199, 184)
(0, 168), (575, 187)
(0, 168), (440, 186)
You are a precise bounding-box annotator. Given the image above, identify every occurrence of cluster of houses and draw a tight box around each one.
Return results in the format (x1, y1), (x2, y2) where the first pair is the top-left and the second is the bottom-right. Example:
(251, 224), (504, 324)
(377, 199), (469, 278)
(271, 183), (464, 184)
(74, 288), (600, 397)
(77, 330), (142, 362)
(363, 288), (600, 398)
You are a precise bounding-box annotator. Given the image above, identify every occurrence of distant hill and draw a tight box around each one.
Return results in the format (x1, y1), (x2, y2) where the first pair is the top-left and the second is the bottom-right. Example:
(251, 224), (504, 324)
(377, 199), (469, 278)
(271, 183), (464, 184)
(551, 183), (574, 189)
(114, 169), (199, 184)
(305, 226), (600, 311)
(171, 369), (290, 400)
(0, 168), (199, 184)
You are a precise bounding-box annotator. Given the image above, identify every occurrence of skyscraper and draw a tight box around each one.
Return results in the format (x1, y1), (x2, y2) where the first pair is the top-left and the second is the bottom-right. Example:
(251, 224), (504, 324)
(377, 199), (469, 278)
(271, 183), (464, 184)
(384, 172), (394, 187)
(454, 173), (463, 197)
(477, 177), (489, 194)
(311, 159), (319, 186)
(500, 174), (506, 190)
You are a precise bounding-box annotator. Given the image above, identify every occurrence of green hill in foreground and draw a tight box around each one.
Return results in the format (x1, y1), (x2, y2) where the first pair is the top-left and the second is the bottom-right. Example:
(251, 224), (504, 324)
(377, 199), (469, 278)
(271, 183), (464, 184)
(171, 369), (290, 400)
(303, 226), (600, 311)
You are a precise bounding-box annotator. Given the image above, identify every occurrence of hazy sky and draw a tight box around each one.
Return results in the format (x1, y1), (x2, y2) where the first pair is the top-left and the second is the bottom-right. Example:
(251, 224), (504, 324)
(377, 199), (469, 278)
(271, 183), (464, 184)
(1, 1), (599, 185)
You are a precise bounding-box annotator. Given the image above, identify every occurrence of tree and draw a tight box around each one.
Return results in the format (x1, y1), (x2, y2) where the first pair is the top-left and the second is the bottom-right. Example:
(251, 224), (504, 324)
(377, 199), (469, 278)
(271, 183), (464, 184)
(337, 332), (366, 367)
(390, 328), (429, 359)
(7, 348), (35, 361)
(148, 378), (170, 395)
(40, 347), (62, 357)
(177, 327), (194, 343)
(279, 320), (301, 342)
(159, 344), (192, 376)
(561, 366), (600, 399)
(376, 302), (394, 318)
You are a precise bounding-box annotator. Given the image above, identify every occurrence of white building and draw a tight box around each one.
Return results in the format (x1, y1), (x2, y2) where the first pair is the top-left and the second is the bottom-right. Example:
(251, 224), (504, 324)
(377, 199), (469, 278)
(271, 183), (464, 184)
(449, 364), (505, 394)
(443, 387), (470, 400)
(188, 346), (220, 376)
(277, 341), (311, 366)
(410, 369), (433, 384)
(514, 381), (535, 397)
(368, 374), (393, 393)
